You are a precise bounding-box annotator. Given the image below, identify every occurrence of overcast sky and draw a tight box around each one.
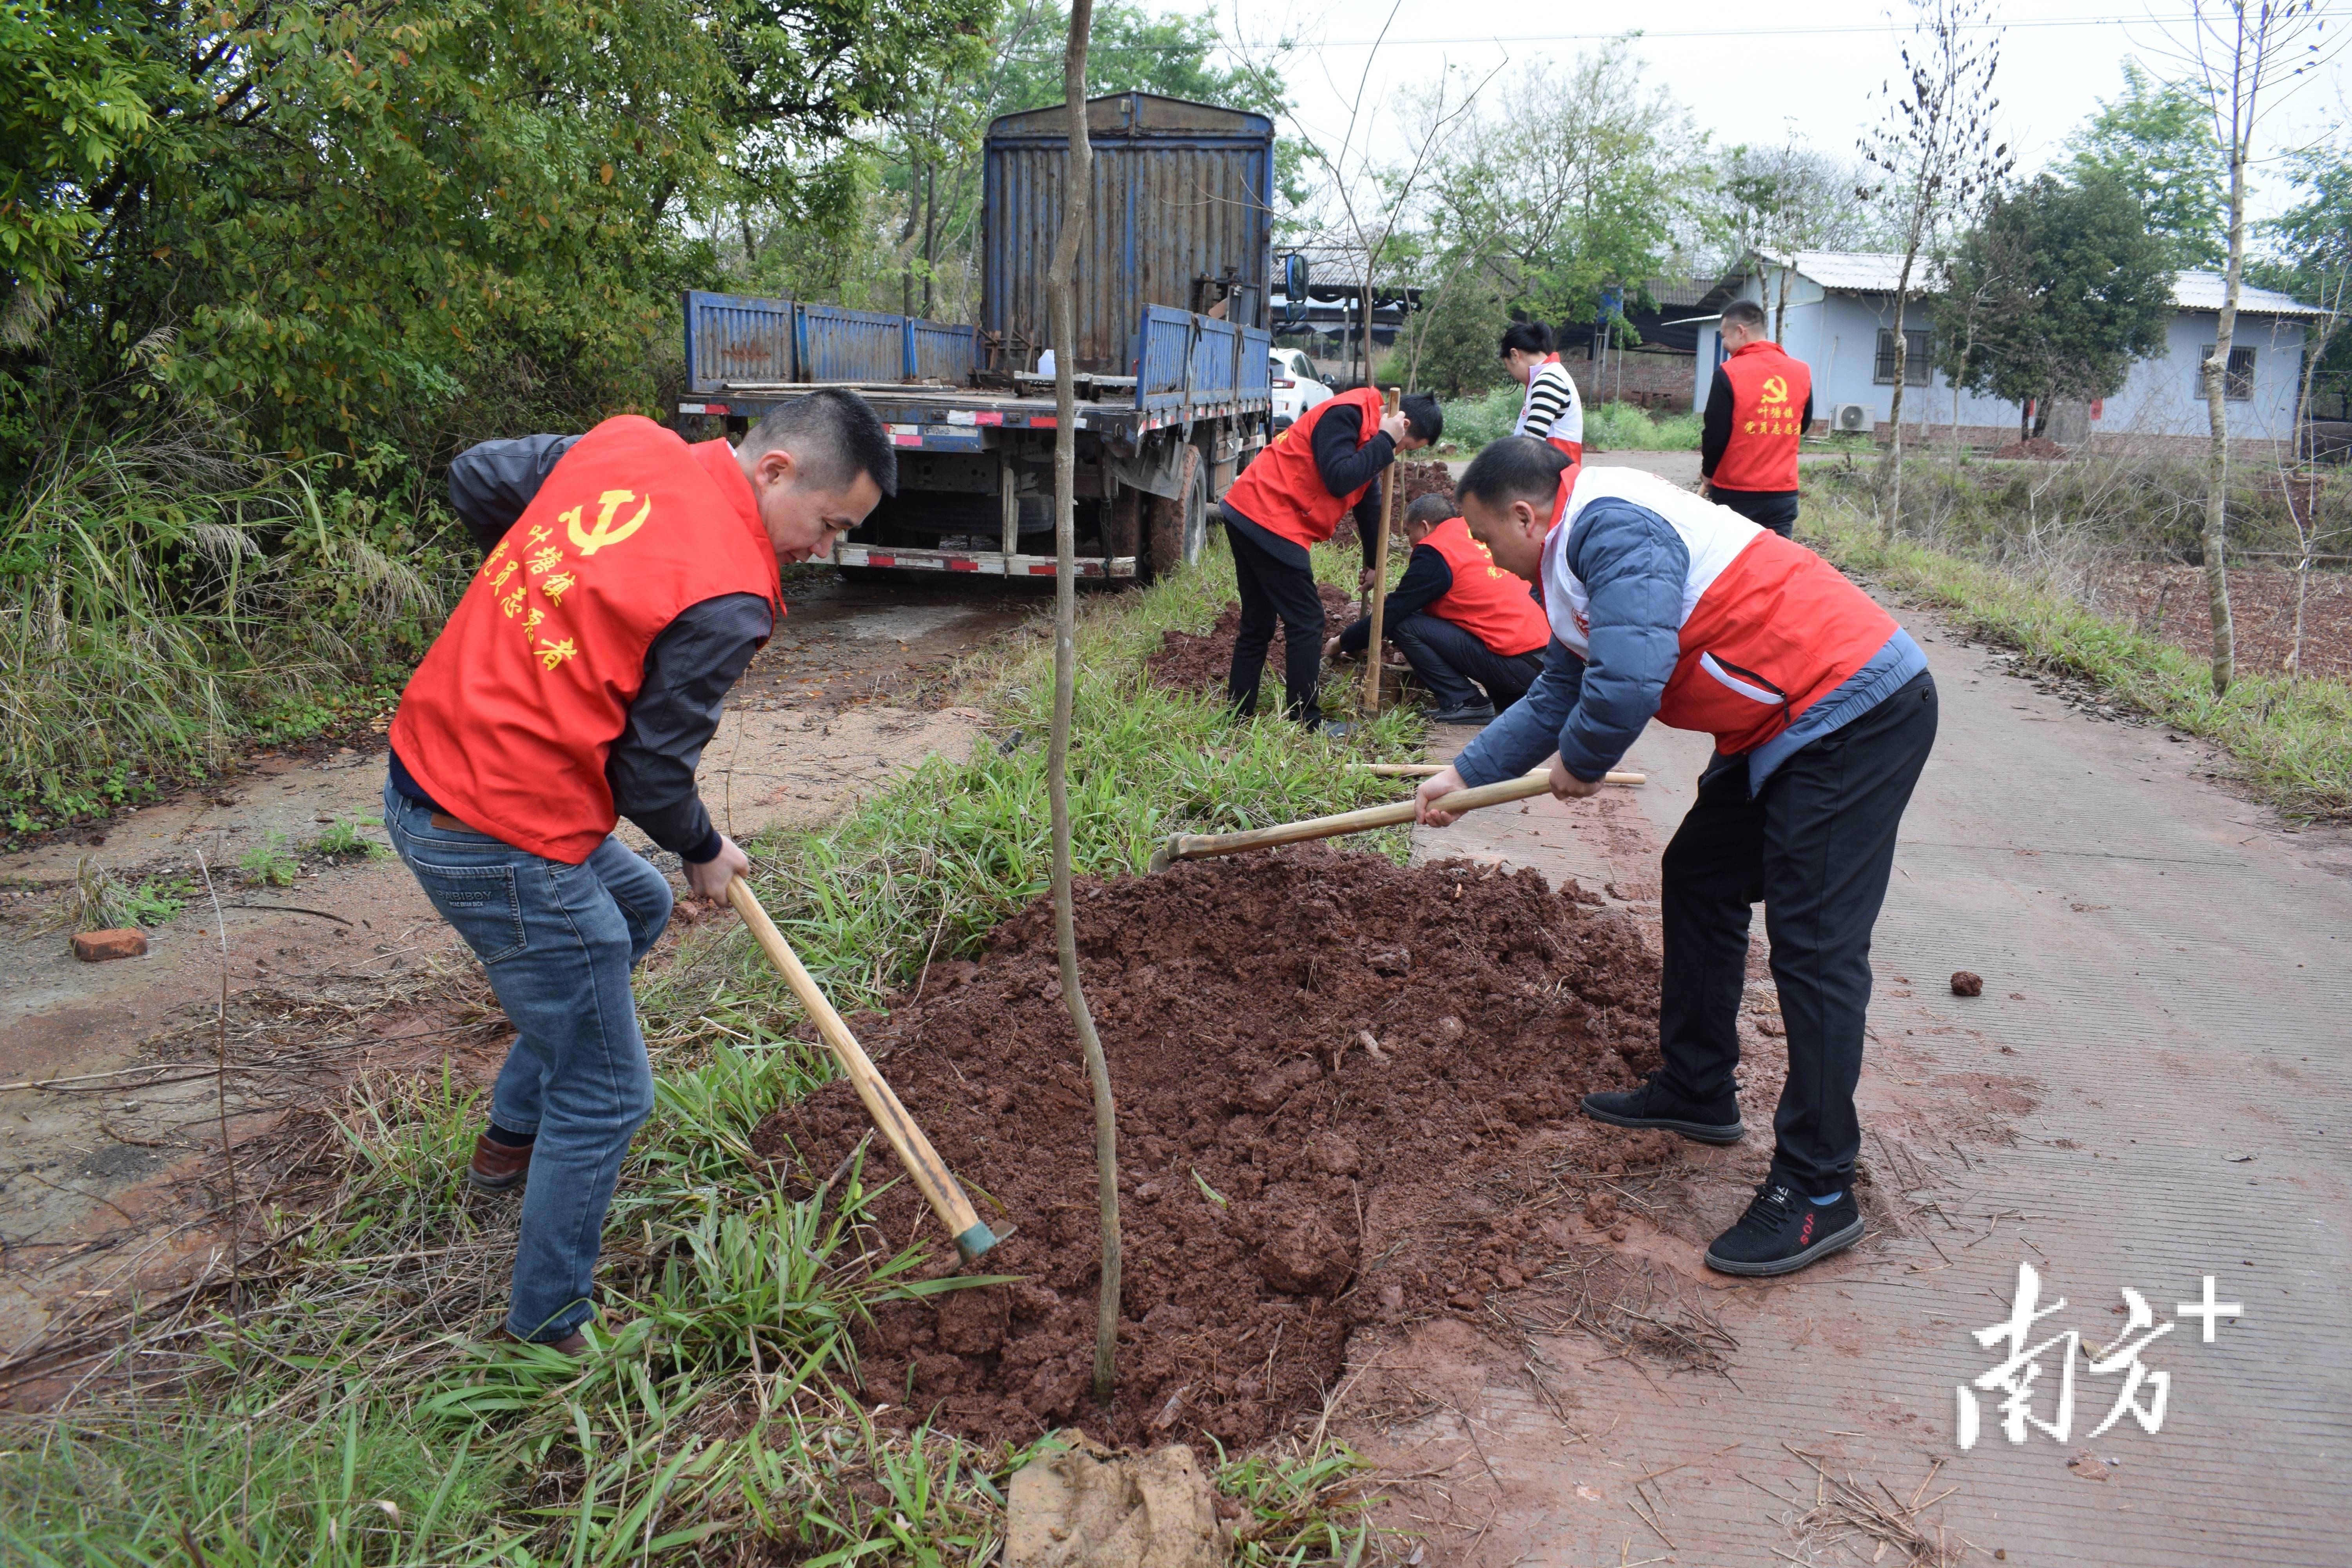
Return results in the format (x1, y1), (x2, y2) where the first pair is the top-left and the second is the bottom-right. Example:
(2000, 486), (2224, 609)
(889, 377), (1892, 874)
(1209, 0), (2348, 230)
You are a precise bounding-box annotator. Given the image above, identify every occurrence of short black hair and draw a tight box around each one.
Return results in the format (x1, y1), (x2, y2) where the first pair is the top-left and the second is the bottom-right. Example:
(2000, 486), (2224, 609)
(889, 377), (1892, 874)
(1458, 435), (1572, 511)
(1401, 391), (1443, 445)
(741, 388), (898, 498)
(1499, 320), (1553, 358)
(1720, 299), (1768, 333)
(1404, 492), (1456, 529)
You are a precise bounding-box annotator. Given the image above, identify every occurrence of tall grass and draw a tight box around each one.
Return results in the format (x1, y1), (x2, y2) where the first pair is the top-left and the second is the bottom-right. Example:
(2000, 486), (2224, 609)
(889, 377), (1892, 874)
(1805, 499), (2352, 819)
(0, 430), (461, 828)
(1, 538), (1412, 1565)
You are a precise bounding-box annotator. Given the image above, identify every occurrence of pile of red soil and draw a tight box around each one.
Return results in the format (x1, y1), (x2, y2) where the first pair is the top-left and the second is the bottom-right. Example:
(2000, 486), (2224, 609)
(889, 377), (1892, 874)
(1146, 582), (1356, 692)
(749, 846), (1668, 1448)
(1987, 436), (2072, 461)
(1331, 462), (1460, 551)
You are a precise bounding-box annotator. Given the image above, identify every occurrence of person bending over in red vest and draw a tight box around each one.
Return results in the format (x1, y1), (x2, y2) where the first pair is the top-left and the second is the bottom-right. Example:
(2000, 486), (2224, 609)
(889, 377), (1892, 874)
(385, 390), (895, 1351)
(1322, 492), (1551, 725)
(1416, 437), (1937, 1278)
(1700, 299), (1813, 539)
(1216, 386), (1441, 729)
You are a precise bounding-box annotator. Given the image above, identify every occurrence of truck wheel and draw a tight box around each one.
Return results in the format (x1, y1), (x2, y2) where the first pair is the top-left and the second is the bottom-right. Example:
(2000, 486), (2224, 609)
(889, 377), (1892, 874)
(1145, 446), (1207, 583)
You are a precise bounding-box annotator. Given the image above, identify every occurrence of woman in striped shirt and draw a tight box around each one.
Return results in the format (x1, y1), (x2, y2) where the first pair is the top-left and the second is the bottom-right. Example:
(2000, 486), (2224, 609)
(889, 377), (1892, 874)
(1501, 321), (1584, 470)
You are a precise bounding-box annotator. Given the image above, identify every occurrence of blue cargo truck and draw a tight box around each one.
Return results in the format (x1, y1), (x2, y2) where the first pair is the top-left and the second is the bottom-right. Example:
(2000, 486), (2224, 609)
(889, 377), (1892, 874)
(679, 92), (1285, 583)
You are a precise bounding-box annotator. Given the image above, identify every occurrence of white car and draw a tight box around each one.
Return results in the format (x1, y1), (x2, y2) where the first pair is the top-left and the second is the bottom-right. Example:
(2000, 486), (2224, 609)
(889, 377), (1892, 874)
(1269, 347), (1332, 430)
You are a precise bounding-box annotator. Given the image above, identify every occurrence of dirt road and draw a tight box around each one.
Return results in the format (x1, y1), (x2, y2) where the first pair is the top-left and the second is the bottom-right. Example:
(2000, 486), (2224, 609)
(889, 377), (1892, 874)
(0, 572), (1033, 1379)
(1370, 601), (2352, 1564)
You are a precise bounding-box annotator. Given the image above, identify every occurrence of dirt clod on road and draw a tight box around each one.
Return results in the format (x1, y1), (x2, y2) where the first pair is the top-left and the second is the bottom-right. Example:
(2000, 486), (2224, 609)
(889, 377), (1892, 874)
(1950, 970), (1984, 997)
(750, 845), (1669, 1448)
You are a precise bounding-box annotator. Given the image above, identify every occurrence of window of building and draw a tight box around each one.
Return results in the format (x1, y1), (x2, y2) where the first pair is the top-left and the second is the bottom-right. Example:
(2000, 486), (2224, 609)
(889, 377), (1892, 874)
(1874, 328), (1932, 386)
(2197, 345), (2256, 402)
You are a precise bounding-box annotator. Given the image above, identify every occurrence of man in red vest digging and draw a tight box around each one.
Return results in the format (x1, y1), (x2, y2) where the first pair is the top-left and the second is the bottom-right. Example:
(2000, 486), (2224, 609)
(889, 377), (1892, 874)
(384, 390), (895, 1350)
(1323, 492), (1552, 724)
(1416, 438), (1936, 1278)
(1217, 387), (1442, 729)
(1700, 299), (1813, 538)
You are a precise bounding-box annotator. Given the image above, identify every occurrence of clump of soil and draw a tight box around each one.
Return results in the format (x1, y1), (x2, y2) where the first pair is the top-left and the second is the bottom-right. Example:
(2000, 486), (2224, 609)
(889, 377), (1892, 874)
(1146, 582), (1356, 693)
(1390, 459), (1457, 511)
(749, 846), (1668, 1449)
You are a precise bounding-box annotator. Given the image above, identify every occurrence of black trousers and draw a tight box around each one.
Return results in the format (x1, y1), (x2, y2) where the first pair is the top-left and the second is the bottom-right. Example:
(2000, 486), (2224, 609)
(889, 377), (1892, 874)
(1225, 513), (1327, 724)
(1708, 486), (1800, 538)
(1658, 671), (1938, 1196)
(1389, 613), (1545, 711)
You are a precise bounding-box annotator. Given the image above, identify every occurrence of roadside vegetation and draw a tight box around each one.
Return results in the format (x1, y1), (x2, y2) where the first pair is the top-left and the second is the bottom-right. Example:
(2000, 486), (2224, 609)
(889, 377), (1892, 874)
(1805, 468), (2352, 820)
(0, 540), (1416, 1566)
(1434, 385), (1700, 456)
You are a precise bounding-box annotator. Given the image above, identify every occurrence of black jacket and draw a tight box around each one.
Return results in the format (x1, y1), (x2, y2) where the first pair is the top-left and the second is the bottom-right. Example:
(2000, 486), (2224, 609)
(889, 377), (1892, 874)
(394, 434), (769, 864)
(1335, 541), (1452, 654)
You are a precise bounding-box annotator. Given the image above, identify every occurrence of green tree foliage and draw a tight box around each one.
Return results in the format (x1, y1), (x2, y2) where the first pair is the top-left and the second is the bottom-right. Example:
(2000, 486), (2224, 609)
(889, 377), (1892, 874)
(0, 0), (999, 486)
(1428, 45), (1709, 332)
(2254, 146), (2352, 418)
(1934, 172), (2175, 422)
(2065, 59), (2227, 271)
(1401, 277), (1513, 399)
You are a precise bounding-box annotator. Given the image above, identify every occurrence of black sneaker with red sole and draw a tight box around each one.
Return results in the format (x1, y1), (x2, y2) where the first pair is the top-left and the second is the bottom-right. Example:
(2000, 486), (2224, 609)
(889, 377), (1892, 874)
(1580, 1071), (1746, 1145)
(1703, 1183), (1864, 1276)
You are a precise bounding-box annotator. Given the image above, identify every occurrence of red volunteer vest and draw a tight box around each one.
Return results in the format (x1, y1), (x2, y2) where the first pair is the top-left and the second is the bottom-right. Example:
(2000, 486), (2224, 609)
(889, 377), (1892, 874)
(391, 416), (782, 862)
(1421, 516), (1550, 657)
(1225, 386), (1387, 548)
(1711, 340), (1811, 492)
(1537, 468), (1895, 756)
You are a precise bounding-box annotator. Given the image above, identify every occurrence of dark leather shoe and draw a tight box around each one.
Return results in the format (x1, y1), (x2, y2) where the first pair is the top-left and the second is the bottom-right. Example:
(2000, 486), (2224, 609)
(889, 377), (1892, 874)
(501, 1326), (590, 1355)
(1425, 702), (1497, 726)
(1581, 1071), (1745, 1144)
(468, 1130), (534, 1192)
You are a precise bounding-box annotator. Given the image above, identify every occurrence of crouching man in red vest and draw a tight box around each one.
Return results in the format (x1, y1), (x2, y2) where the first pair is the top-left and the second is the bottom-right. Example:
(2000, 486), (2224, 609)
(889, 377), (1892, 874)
(1323, 492), (1551, 725)
(1416, 437), (1937, 1277)
(385, 391), (893, 1349)
(1217, 387), (1441, 728)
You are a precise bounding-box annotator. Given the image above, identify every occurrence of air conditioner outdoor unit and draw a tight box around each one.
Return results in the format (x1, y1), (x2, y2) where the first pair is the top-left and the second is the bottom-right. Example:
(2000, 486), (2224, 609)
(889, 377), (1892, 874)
(1833, 403), (1873, 434)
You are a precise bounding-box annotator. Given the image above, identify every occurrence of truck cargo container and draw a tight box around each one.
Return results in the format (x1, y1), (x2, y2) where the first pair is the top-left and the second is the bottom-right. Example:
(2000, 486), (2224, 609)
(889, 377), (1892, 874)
(679, 92), (1283, 582)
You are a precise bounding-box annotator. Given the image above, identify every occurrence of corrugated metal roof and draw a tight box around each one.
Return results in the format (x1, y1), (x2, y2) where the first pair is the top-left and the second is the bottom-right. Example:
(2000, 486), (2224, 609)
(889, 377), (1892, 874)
(1763, 251), (2322, 317)
(2169, 270), (2325, 318)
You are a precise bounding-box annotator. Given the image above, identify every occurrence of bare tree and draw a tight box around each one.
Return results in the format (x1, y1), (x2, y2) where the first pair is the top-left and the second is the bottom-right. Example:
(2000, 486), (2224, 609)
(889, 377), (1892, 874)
(1226, 3), (1498, 386)
(2282, 264), (2348, 677)
(1045, 0), (1119, 1406)
(2159, 0), (2342, 694)
(1858, 0), (2011, 539)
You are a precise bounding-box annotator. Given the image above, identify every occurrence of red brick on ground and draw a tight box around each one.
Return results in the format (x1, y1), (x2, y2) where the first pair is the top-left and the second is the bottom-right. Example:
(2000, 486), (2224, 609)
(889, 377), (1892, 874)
(71, 928), (149, 962)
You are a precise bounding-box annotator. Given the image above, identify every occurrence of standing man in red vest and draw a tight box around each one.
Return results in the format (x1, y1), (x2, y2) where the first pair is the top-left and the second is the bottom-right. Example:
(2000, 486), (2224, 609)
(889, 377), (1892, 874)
(1700, 299), (1812, 538)
(1416, 438), (1936, 1278)
(1323, 492), (1552, 724)
(385, 391), (895, 1350)
(1217, 387), (1442, 728)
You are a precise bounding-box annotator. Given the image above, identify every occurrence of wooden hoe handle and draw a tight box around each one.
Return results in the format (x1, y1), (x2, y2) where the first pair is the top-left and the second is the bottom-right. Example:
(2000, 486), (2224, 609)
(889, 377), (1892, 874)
(726, 878), (997, 1262)
(1151, 769), (1582, 872)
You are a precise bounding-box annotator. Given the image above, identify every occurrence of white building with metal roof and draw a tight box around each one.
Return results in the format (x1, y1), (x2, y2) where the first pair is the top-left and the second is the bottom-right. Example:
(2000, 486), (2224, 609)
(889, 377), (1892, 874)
(1691, 251), (2323, 449)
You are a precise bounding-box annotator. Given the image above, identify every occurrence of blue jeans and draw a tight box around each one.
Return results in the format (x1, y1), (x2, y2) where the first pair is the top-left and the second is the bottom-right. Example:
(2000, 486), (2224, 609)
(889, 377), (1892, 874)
(382, 778), (672, 1341)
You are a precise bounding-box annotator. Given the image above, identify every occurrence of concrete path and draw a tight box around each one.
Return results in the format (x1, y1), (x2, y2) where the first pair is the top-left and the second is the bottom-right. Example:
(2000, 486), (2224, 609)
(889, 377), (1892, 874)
(1360, 604), (2352, 1564)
